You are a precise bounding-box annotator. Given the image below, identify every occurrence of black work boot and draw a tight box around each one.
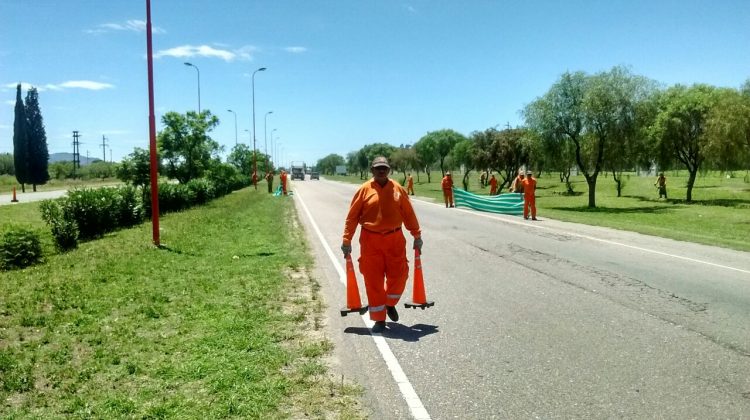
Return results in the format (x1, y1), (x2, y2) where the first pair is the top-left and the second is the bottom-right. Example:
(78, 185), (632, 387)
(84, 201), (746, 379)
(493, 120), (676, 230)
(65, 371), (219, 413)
(386, 305), (399, 322)
(371, 321), (386, 333)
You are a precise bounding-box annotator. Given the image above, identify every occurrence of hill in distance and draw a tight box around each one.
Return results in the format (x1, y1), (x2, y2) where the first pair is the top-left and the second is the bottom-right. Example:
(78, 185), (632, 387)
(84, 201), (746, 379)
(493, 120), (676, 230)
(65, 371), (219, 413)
(49, 153), (105, 166)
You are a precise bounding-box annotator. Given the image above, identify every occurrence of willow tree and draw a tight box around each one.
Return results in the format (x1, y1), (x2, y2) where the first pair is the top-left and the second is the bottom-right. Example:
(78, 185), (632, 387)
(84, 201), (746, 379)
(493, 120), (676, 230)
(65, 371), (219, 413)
(525, 67), (654, 207)
(650, 84), (717, 202)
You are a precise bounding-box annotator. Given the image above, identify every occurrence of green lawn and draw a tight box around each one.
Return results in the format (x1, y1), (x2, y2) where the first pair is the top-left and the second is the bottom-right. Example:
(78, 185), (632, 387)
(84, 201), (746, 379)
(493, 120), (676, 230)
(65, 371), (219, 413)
(326, 169), (750, 252)
(0, 190), (364, 418)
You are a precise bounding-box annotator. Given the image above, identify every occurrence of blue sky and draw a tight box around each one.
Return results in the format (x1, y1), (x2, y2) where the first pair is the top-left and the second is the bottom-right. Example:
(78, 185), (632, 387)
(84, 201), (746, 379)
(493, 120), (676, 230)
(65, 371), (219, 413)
(1, 1), (749, 167)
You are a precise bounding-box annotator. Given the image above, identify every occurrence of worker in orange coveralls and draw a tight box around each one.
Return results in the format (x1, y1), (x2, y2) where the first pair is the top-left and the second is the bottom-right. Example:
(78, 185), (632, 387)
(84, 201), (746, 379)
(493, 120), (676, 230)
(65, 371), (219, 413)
(341, 156), (423, 334)
(265, 170), (274, 193)
(280, 170), (288, 195)
(522, 170), (537, 220)
(489, 174), (498, 195)
(510, 169), (525, 193)
(406, 173), (415, 195)
(441, 171), (454, 208)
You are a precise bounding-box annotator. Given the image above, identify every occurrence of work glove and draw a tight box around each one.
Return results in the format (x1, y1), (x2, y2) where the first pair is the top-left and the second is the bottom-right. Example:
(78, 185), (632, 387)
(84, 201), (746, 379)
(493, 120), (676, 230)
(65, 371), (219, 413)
(341, 243), (352, 258)
(413, 237), (423, 253)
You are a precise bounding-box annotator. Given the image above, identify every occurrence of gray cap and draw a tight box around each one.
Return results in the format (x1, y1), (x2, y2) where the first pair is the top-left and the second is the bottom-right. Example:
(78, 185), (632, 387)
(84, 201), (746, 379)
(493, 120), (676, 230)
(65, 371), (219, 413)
(371, 156), (390, 168)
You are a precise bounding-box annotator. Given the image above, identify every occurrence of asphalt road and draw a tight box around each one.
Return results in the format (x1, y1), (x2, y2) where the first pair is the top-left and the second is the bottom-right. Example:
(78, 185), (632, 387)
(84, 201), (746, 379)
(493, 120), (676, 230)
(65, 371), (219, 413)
(0, 188), (67, 206)
(291, 176), (750, 419)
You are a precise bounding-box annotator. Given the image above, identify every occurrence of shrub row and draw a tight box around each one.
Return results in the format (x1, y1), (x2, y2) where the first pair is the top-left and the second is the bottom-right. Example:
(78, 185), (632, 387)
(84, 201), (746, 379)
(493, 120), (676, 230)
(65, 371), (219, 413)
(3, 176), (250, 270)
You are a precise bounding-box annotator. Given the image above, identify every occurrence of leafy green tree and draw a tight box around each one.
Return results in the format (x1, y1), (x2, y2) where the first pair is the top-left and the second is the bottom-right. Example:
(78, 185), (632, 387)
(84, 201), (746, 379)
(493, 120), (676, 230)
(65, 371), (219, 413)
(452, 138), (479, 190)
(479, 128), (529, 192)
(0, 153), (14, 176)
(13, 84), (29, 192)
(588, 68), (656, 197)
(227, 143), (254, 175)
(525, 67), (653, 207)
(49, 161), (75, 180)
(414, 135), (438, 183)
(315, 153), (345, 175)
(117, 148), (154, 188)
(416, 129), (465, 177)
(158, 111), (221, 183)
(388, 147), (418, 183)
(650, 84), (717, 202)
(704, 87), (750, 170)
(24, 87), (50, 191)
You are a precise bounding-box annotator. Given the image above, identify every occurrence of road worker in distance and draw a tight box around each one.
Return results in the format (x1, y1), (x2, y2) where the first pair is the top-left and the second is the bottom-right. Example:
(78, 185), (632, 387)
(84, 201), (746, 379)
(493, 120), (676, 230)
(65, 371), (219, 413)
(441, 171), (454, 208)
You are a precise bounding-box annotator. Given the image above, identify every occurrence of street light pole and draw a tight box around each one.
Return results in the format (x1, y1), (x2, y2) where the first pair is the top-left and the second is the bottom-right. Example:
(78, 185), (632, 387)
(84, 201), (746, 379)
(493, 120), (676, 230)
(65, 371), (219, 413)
(227, 109), (238, 146)
(271, 128), (278, 167)
(251, 67), (267, 189)
(184, 62), (201, 113)
(264, 111), (273, 171)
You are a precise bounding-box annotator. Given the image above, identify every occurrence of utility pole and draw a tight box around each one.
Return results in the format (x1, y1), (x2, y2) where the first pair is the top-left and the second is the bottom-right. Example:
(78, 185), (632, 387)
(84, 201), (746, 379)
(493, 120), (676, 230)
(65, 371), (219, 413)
(101, 135), (108, 161)
(72, 130), (81, 172)
(505, 121), (511, 130)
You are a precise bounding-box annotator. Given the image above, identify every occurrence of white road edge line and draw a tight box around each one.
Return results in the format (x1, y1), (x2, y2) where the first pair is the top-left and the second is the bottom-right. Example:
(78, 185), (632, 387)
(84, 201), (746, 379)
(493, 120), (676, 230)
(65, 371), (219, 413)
(420, 199), (750, 275)
(294, 189), (432, 420)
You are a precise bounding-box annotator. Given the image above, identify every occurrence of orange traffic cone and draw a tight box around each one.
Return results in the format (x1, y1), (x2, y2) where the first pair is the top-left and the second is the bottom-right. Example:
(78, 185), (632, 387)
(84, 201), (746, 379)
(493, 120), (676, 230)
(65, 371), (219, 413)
(340, 254), (368, 316)
(405, 249), (435, 309)
(10, 187), (18, 203)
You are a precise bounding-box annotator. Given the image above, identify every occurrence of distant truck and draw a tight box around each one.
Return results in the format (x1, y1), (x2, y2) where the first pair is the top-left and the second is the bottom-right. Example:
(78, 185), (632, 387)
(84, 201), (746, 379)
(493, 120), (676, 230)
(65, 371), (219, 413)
(335, 165), (347, 176)
(291, 162), (305, 181)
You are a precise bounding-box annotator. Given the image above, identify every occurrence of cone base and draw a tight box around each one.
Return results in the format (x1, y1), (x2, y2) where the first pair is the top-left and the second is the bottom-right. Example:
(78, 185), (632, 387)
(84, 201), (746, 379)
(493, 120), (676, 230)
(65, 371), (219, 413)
(10, 199), (18, 203)
(340, 305), (368, 317)
(404, 301), (435, 309)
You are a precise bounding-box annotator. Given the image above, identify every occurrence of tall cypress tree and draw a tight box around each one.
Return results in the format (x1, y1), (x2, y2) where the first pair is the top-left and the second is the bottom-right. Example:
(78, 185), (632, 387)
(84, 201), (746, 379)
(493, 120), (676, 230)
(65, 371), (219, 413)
(12, 84), (29, 192)
(25, 87), (50, 191)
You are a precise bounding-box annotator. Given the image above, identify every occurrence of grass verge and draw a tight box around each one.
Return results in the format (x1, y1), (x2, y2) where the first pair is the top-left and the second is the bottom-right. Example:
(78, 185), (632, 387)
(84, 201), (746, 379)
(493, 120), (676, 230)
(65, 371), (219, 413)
(324, 170), (750, 252)
(0, 189), (365, 418)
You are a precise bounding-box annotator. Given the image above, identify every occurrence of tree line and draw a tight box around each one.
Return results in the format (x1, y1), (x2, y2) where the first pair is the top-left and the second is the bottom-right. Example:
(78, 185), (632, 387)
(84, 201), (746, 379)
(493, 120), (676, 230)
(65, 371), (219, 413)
(317, 66), (750, 207)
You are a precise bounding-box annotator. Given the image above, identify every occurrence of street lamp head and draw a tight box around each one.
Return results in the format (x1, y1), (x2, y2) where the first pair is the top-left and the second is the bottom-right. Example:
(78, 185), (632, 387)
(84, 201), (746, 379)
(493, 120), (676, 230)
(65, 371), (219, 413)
(184, 62), (194, 67)
(258, 67), (267, 72)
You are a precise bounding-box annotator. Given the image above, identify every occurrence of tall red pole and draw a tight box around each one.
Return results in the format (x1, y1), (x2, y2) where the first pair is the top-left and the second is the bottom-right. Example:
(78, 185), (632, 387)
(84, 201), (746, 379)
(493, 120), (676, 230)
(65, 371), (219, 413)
(146, 0), (160, 246)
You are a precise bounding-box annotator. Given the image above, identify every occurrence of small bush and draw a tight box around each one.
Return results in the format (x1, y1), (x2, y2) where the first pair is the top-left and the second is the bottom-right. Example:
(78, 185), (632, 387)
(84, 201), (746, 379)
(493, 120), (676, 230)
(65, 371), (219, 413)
(39, 200), (79, 251)
(0, 227), (43, 270)
(186, 178), (216, 204)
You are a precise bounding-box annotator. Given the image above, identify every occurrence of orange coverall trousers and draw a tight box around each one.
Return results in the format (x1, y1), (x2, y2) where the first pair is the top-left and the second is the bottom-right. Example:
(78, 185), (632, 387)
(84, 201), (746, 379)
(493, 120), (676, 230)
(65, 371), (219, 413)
(443, 188), (454, 207)
(358, 229), (409, 322)
(523, 193), (536, 219)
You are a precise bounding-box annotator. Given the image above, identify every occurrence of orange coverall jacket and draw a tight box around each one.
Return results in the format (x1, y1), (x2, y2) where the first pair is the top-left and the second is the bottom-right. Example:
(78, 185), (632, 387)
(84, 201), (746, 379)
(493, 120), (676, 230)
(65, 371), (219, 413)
(489, 176), (498, 194)
(280, 172), (288, 194)
(343, 179), (421, 321)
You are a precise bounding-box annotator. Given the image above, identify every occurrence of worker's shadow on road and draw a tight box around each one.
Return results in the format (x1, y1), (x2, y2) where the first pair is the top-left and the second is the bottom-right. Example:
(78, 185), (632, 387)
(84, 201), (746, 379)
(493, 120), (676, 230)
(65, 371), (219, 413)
(344, 323), (439, 342)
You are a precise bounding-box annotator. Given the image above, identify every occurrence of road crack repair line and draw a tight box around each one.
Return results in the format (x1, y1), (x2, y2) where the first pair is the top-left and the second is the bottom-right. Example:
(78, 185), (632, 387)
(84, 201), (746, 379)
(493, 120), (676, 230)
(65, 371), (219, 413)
(492, 242), (750, 357)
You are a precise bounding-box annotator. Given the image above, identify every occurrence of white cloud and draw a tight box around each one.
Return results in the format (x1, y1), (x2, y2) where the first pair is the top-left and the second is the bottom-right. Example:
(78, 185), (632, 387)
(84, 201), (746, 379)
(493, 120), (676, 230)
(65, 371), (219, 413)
(403, 4), (417, 13)
(4, 101), (14, 106)
(57, 80), (114, 90)
(284, 46), (307, 54)
(235, 45), (258, 61)
(0, 124), (10, 129)
(3, 81), (113, 92)
(86, 19), (165, 34)
(155, 44), (245, 62)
